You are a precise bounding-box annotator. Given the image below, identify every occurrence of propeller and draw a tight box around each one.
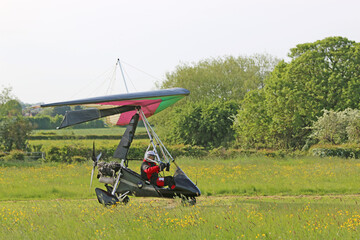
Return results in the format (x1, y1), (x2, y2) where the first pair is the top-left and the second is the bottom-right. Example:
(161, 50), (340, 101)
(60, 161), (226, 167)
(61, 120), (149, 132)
(90, 142), (102, 189)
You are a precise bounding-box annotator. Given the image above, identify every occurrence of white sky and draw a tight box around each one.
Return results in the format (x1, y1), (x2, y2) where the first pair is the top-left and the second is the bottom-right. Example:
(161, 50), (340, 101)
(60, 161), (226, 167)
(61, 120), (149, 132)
(1, 0), (359, 104)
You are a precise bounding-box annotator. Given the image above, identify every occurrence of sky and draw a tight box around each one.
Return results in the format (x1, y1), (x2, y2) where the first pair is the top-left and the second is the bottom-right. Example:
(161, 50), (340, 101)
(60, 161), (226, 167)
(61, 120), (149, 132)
(1, 0), (360, 104)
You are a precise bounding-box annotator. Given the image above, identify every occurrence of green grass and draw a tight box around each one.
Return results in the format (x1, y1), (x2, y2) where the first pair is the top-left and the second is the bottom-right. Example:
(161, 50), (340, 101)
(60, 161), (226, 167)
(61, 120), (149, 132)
(1, 196), (360, 239)
(2, 156), (360, 239)
(1, 156), (360, 201)
(178, 156), (360, 197)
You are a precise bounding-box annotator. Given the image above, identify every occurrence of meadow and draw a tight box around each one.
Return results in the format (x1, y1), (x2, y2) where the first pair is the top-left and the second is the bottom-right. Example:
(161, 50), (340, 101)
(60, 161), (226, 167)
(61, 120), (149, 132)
(1, 155), (360, 239)
(1, 194), (360, 239)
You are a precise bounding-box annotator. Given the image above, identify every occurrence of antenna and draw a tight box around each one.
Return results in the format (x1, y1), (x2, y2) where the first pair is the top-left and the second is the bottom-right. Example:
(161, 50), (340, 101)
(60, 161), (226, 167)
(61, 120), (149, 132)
(117, 59), (129, 93)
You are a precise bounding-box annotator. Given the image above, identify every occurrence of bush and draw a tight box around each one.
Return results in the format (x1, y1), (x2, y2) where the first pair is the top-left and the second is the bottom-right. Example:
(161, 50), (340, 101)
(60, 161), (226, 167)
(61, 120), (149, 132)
(3, 150), (25, 161)
(41, 143), (207, 163)
(309, 109), (360, 145)
(311, 145), (360, 158)
(0, 116), (33, 151)
(71, 155), (87, 163)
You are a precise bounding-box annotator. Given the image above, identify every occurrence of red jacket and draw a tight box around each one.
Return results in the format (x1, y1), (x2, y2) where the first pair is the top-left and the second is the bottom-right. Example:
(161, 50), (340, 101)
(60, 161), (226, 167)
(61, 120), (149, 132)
(140, 160), (159, 184)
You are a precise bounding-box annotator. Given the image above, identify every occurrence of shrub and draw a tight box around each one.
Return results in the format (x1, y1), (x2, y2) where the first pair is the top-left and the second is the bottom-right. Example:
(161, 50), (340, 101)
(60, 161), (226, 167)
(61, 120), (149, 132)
(311, 145), (360, 159)
(3, 150), (25, 161)
(309, 109), (360, 145)
(71, 155), (87, 163)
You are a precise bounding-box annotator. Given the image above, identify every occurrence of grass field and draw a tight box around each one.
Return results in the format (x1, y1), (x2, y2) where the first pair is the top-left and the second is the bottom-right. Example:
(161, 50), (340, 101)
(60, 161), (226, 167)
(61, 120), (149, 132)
(1, 156), (360, 239)
(1, 196), (360, 239)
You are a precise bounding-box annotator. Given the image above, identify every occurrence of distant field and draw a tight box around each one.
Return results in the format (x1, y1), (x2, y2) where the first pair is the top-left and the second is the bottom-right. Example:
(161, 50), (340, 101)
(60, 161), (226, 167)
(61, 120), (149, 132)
(29, 127), (150, 151)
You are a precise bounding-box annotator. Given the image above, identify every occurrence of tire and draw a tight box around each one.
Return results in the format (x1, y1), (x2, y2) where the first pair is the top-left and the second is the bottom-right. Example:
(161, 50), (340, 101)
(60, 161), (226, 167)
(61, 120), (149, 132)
(181, 196), (196, 206)
(122, 195), (130, 204)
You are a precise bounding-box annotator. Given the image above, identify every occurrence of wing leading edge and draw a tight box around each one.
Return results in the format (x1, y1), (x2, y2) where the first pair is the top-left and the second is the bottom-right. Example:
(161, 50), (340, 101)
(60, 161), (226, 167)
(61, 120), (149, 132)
(40, 88), (189, 128)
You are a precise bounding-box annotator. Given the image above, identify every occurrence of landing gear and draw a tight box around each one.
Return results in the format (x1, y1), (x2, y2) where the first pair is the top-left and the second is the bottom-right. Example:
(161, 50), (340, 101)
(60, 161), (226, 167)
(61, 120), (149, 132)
(120, 195), (130, 204)
(181, 196), (196, 206)
(99, 185), (130, 205)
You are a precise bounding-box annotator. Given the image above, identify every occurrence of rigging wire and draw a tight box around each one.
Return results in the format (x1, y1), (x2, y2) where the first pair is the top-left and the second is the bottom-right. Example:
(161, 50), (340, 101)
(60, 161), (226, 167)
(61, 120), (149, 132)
(68, 58), (161, 100)
(122, 64), (138, 92)
(67, 65), (116, 100)
(89, 64), (117, 97)
(106, 63), (118, 95)
(120, 60), (163, 82)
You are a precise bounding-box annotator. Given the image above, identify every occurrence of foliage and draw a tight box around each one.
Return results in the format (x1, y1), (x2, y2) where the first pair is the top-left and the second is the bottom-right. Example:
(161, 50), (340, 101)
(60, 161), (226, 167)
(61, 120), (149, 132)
(0, 86), (15, 105)
(0, 99), (22, 116)
(311, 147), (360, 159)
(0, 116), (33, 151)
(309, 108), (360, 144)
(158, 54), (279, 104)
(0, 87), (22, 118)
(2, 150), (25, 161)
(235, 36), (360, 149)
(30, 139), (206, 163)
(310, 109), (349, 144)
(152, 54), (278, 149)
(0, 87), (33, 151)
(233, 89), (270, 148)
(51, 106), (71, 116)
(155, 100), (239, 148)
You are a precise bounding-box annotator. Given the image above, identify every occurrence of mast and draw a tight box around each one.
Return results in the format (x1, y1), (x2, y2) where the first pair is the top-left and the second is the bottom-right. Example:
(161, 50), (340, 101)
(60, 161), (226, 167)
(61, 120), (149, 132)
(117, 58), (129, 93)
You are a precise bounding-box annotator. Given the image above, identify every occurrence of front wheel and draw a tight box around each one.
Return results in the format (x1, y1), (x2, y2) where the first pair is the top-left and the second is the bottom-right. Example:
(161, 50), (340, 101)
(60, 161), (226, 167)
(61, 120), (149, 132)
(181, 196), (196, 206)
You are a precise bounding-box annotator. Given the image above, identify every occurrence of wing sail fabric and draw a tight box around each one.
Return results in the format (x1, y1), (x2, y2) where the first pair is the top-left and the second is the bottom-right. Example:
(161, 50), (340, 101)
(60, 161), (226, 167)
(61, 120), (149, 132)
(40, 88), (190, 127)
(58, 106), (137, 129)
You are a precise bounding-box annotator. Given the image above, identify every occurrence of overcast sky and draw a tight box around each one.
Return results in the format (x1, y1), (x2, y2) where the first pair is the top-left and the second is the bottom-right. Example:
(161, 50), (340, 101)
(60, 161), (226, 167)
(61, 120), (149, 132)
(1, 0), (359, 104)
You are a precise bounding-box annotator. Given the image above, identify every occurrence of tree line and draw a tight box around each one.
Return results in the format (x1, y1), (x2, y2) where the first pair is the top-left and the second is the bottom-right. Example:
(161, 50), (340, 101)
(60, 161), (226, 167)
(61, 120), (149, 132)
(1, 36), (359, 153)
(154, 36), (360, 150)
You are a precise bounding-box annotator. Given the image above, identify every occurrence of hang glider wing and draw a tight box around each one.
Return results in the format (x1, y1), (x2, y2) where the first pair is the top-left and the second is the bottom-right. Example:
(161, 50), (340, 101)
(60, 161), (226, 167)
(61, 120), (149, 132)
(40, 88), (190, 128)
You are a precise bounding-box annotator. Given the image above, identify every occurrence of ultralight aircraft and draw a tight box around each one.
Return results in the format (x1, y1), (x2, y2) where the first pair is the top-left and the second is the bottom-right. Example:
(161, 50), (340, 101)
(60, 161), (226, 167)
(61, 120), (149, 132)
(40, 88), (200, 205)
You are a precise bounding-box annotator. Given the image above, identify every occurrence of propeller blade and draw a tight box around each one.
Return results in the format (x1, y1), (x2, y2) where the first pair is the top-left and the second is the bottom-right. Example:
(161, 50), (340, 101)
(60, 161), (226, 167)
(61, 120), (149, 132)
(90, 166), (95, 189)
(96, 152), (102, 162)
(92, 141), (96, 162)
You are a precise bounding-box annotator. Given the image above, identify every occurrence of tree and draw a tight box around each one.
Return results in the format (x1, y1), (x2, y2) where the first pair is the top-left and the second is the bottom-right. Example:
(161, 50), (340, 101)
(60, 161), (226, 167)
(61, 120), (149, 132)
(158, 54), (280, 104)
(52, 106), (71, 117)
(156, 100), (239, 148)
(0, 99), (22, 116)
(235, 36), (360, 149)
(152, 54), (279, 148)
(0, 116), (33, 151)
(233, 89), (270, 148)
(0, 87), (22, 117)
(0, 86), (33, 151)
(0, 86), (15, 105)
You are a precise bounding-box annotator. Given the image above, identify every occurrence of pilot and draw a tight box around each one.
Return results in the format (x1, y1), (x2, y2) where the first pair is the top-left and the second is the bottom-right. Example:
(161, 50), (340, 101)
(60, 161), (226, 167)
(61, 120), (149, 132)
(141, 151), (176, 189)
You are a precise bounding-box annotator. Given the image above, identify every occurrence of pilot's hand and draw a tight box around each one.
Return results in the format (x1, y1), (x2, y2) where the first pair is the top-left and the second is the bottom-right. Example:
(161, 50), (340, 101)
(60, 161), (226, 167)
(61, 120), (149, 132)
(159, 163), (166, 171)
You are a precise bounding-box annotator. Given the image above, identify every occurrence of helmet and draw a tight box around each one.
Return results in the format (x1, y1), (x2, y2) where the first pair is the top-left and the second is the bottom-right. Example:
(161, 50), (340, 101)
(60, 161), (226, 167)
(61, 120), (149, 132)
(144, 151), (157, 162)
